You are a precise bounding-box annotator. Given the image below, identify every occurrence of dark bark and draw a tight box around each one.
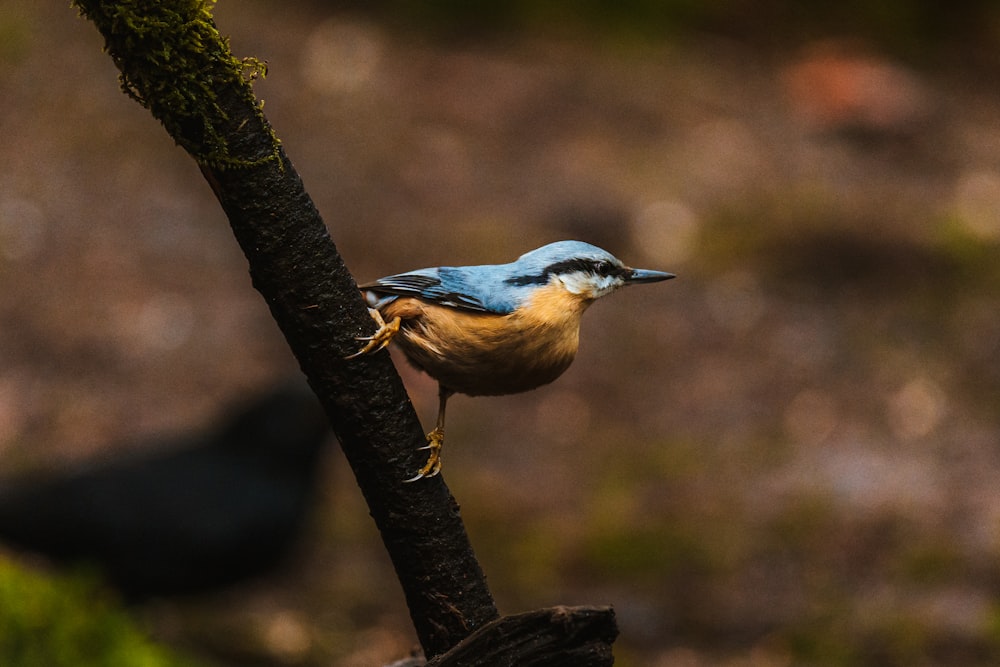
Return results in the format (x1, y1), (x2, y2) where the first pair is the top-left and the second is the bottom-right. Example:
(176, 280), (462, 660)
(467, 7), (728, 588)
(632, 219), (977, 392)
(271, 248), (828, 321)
(197, 149), (500, 658)
(425, 606), (619, 667)
(71, 0), (497, 657)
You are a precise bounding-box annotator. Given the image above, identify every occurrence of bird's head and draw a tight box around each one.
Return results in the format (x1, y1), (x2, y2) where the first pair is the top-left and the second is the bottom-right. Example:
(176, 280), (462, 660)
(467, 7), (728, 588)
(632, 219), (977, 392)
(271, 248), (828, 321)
(504, 240), (674, 302)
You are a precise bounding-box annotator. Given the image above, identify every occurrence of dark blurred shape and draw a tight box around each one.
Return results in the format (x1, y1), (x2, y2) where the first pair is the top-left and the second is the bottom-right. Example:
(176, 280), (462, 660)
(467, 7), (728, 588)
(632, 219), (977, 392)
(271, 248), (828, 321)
(0, 382), (331, 600)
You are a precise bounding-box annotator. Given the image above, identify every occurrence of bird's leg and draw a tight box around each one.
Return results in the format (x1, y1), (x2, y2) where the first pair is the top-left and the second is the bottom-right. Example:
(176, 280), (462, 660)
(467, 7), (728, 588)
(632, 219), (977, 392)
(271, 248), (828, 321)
(405, 386), (453, 482)
(345, 307), (401, 359)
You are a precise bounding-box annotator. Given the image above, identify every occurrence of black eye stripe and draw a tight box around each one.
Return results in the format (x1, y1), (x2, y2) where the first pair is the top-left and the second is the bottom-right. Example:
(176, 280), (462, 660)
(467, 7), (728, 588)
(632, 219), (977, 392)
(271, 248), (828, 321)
(503, 258), (623, 286)
(547, 258), (597, 275)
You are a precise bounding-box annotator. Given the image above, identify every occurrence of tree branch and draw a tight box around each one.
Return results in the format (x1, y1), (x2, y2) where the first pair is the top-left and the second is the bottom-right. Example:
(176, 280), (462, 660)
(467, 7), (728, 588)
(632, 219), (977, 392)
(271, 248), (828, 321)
(70, 0), (498, 657)
(426, 606), (619, 667)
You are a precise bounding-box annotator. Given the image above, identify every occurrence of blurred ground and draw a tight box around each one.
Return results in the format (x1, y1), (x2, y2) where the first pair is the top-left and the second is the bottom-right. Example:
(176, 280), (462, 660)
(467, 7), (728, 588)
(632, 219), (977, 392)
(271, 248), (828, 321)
(3, 0), (1000, 665)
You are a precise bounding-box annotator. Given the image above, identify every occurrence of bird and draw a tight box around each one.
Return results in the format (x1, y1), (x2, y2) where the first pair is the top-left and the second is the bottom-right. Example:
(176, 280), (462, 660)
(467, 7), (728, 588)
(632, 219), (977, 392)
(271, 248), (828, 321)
(0, 382), (331, 600)
(347, 240), (674, 481)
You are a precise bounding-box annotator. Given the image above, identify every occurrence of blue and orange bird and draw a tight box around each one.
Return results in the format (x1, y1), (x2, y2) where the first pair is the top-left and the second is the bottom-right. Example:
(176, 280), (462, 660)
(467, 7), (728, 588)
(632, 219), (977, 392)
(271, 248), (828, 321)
(348, 240), (674, 481)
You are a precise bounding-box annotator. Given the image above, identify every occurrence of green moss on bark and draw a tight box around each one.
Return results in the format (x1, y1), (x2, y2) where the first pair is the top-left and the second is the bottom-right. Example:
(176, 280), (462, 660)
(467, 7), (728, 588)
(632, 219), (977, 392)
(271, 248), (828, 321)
(72, 0), (277, 169)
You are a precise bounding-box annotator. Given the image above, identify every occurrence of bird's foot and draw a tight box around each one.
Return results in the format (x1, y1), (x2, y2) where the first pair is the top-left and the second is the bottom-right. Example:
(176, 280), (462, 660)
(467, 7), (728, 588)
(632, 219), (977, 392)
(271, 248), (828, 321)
(345, 308), (401, 359)
(404, 427), (444, 482)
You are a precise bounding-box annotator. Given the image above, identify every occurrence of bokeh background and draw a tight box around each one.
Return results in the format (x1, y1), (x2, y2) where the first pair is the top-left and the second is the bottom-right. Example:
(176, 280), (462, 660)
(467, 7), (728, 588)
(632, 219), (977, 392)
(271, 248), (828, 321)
(3, 1), (1000, 665)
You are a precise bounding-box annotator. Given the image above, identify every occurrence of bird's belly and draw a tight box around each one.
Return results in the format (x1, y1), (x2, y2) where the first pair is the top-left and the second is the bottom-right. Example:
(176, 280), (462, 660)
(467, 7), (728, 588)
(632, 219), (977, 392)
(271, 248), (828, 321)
(385, 302), (581, 397)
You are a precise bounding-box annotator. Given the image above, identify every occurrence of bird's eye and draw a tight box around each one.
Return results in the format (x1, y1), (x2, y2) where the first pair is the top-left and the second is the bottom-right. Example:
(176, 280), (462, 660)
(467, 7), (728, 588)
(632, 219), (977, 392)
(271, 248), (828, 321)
(594, 260), (613, 276)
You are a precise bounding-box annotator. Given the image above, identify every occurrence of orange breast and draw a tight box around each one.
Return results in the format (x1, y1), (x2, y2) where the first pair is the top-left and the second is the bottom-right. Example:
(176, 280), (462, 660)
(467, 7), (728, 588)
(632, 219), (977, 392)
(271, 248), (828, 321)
(379, 284), (591, 396)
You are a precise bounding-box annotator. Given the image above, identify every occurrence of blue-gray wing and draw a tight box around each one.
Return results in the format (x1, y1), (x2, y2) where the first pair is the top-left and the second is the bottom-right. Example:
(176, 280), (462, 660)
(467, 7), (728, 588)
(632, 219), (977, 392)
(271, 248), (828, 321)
(360, 266), (516, 314)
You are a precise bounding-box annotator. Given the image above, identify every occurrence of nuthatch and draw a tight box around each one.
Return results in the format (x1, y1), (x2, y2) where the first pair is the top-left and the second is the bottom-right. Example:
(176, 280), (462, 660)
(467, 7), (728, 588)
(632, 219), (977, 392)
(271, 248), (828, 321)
(348, 240), (674, 481)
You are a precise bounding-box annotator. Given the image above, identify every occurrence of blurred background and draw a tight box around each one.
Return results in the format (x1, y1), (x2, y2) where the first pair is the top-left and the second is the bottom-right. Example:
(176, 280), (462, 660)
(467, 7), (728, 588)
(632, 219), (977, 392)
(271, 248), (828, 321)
(3, 0), (1000, 665)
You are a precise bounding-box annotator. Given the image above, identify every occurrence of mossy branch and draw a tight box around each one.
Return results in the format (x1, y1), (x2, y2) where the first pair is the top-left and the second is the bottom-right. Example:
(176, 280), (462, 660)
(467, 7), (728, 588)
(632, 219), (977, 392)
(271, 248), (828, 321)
(71, 0), (502, 659)
(72, 0), (276, 169)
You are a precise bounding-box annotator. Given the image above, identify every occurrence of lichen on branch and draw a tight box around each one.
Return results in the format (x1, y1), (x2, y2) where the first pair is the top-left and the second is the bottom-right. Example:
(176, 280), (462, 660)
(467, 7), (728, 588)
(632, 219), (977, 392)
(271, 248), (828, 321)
(72, 0), (277, 169)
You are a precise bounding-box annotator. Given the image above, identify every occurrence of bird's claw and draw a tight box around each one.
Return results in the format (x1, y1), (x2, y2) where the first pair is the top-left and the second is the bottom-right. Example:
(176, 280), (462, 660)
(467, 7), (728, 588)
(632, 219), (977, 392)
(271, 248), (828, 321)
(345, 308), (401, 359)
(403, 427), (444, 482)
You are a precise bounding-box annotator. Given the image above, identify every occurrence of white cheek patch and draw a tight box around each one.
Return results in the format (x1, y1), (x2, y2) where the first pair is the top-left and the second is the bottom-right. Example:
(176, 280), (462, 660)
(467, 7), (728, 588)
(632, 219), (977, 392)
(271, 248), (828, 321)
(555, 272), (623, 298)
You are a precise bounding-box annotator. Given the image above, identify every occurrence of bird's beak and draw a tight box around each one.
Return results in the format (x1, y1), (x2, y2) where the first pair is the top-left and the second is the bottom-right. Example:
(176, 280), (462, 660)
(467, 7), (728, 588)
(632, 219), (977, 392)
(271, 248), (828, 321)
(625, 268), (675, 284)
